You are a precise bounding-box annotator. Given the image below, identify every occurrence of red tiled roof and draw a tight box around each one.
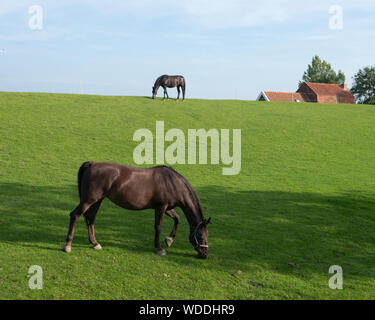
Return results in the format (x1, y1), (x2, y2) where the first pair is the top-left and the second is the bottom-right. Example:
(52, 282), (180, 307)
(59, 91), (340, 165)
(304, 82), (345, 95)
(304, 82), (356, 104)
(259, 82), (356, 104)
(263, 91), (306, 102)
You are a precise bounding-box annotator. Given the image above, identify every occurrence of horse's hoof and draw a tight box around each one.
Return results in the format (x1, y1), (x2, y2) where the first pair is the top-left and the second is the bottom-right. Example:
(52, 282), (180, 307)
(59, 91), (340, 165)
(92, 244), (102, 250)
(62, 245), (71, 253)
(157, 248), (167, 256)
(165, 237), (174, 248)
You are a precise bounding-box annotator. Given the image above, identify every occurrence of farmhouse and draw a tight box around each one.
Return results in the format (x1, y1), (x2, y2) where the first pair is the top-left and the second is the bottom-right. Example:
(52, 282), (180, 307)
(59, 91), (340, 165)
(257, 82), (356, 104)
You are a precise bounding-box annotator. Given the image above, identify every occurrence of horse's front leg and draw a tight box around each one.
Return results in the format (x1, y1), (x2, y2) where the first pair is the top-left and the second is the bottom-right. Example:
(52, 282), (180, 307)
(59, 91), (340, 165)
(164, 209), (180, 248)
(165, 87), (169, 100)
(162, 86), (168, 101)
(154, 206), (167, 255)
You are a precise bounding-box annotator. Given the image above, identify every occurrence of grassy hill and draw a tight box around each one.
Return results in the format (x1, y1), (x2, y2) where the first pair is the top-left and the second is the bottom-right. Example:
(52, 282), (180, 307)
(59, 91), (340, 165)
(0, 92), (375, 299)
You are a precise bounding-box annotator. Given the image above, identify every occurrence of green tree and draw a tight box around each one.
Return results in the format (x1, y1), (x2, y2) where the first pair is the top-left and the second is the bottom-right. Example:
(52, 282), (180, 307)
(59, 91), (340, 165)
(300, 55), (345, 86)
(350, 66), (375, 105)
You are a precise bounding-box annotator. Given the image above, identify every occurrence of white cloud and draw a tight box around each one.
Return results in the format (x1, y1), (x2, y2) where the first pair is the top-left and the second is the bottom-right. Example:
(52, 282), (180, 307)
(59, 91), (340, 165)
(96, 0), (375, 29)
(1, 0), (375, 29)
(305, 35), (334, 41)
(0, 1), (32, 15)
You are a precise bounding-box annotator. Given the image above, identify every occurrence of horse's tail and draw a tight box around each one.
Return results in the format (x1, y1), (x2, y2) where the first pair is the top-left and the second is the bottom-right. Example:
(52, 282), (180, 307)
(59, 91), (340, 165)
(77, 161), (92, 200)
(180, 76), (186, 98)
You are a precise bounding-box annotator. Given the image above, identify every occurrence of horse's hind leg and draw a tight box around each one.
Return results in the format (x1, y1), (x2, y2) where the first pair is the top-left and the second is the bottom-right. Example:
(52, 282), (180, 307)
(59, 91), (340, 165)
(176, 86), (180, 100)
(84, 199), (103, 250)
(63, 202), (91, 252)
(164, 209), (180, 248)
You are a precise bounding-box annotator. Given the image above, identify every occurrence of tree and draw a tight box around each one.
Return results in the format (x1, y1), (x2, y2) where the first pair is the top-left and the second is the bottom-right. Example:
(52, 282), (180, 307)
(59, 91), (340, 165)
(350, 66), (375, 105)
(300, 55), (345, 86)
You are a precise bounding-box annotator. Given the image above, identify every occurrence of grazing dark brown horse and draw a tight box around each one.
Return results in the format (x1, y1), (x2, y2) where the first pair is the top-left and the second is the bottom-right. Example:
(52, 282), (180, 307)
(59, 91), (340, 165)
(152, 75), (186, 100)
(63, 162), (210, 258)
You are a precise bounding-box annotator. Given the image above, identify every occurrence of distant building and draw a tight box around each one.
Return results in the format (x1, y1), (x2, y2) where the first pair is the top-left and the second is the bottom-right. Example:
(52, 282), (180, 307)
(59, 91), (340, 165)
(257, 82), (356, 104)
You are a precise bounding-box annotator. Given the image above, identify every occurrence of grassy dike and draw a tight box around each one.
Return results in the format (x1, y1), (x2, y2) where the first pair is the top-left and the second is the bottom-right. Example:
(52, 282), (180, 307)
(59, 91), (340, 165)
(0, 92), (375, 299)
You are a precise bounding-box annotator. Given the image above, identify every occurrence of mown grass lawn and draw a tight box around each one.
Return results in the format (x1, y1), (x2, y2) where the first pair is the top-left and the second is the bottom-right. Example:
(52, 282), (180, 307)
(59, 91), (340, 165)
(0, 92), (375, 299)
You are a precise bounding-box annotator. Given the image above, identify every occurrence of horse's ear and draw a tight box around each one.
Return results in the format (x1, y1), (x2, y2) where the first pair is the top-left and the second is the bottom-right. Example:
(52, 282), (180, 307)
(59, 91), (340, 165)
(206, 217), (211, 224)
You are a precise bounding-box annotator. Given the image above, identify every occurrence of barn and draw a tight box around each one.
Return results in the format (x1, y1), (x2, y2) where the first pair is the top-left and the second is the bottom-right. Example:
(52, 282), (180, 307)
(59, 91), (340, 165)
(257, 82), (356, 104)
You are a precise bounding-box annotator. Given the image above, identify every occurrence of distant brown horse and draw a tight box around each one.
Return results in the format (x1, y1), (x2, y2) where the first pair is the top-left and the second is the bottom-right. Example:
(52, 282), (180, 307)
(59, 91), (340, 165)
(152, 75), (186, 100)
(63, 162), (210, 258)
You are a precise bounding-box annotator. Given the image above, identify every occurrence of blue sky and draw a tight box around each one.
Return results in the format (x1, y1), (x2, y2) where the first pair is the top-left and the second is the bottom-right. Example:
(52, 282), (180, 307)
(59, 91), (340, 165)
(0, 0), (374, 99)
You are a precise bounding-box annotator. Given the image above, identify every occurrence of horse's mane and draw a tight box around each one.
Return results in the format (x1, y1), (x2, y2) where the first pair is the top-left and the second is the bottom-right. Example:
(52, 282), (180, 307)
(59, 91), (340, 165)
(154, 75), (167, 85)
(156, 166), (203, 220)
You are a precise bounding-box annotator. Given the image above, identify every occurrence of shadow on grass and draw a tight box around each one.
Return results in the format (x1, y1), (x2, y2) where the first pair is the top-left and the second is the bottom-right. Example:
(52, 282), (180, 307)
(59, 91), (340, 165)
(1, 182), (375, 278)
(0, 182), (157, 254)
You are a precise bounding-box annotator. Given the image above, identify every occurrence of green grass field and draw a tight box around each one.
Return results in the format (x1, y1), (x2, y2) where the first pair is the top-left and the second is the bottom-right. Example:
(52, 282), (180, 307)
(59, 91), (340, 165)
(0, 92), (375, 299)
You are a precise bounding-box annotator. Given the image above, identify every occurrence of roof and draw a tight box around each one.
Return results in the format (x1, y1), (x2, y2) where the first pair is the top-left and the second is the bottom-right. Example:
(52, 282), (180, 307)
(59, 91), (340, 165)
(303, 82), (356, 104)
(263, 91), (306, 102)
(257, 82), (356, 104)
(303, 82), (345, 95)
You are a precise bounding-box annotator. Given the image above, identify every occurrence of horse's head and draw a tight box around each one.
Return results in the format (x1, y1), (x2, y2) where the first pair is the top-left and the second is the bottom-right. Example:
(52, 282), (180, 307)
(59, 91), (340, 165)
(152, 86), (156, 99)
(190, 218), (211, 259)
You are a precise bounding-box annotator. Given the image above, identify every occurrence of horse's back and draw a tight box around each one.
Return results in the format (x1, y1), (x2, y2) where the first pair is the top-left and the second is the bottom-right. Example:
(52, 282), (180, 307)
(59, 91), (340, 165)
(86, 162), (158, 209)
(161, 75), (185, 87)
(79, 162), (188, 210)
(110, 164), (187, 209)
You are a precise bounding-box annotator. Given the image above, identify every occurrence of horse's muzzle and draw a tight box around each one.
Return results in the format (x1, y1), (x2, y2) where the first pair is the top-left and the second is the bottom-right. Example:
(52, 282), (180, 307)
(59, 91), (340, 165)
(197, 252), (208, 259)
